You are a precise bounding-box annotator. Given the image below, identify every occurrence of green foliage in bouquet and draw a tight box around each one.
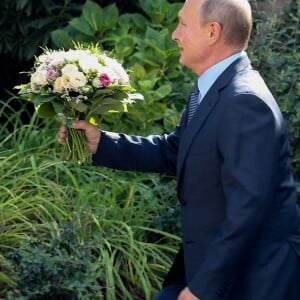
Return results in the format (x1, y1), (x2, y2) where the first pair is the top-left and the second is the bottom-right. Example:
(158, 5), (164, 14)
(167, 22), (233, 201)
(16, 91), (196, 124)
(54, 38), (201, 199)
(0, 0), (299, 299)
(15, 44), (140, 164)
(50, 0), (192, 136)
(50, 0), (299, 194)
(16, 44), (136, 122)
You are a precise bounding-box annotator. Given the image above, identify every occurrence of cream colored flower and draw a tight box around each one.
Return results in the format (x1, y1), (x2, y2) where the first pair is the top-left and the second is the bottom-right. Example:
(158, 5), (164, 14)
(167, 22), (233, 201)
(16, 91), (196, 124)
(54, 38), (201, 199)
(92, 77), (101, 88)
(61, 64), (79, 74)
(58, 72), (87, 90)
(49, 52), (65, 68)
(38, 53), (51, 64)
(30, 70), (48, 87)
(61, 74), (72, 89)
(53, 77), (64, 93)
(68, 72), (87, 89)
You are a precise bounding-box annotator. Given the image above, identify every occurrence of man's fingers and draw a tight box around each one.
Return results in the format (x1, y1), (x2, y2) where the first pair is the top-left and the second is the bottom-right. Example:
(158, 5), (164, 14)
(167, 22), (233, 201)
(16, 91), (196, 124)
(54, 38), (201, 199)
(58, 125), (67, 144)
(72, 120), (90, 130)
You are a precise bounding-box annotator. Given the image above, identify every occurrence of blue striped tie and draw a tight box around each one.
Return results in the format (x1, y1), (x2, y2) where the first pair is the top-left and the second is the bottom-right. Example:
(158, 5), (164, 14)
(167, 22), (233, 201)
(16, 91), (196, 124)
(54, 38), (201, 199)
(187, 83), (200, 123)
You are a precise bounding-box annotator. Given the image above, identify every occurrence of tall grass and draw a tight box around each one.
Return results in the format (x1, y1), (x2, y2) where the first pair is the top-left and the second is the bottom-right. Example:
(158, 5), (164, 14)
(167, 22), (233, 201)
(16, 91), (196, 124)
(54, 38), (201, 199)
(0, 97), (180, 299)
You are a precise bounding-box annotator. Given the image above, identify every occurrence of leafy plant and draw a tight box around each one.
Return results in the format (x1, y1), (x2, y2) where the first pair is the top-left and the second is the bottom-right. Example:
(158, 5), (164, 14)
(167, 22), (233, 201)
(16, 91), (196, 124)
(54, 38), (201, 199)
(0, 1), (299, 298)
(0, 98), (180, 299)
(51, 1), (120, 51)
(4, 223), (101, 300)
(248, 0), (300, 196)
(50, 0), (193, 136)
(0, 0), (85, 61)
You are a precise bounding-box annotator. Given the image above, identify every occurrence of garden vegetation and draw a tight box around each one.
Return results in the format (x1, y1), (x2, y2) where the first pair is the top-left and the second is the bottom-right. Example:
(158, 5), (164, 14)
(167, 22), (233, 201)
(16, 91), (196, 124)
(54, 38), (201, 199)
(0, 0), (299, 299)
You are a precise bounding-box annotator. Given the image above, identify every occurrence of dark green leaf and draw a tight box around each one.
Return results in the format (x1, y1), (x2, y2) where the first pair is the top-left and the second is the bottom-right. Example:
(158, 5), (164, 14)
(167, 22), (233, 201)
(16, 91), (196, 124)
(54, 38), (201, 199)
(36, 102), (56, 118)
(69, 17), (95, 36)
(103, 4), (119, 29)
(82, 0), (103, 32)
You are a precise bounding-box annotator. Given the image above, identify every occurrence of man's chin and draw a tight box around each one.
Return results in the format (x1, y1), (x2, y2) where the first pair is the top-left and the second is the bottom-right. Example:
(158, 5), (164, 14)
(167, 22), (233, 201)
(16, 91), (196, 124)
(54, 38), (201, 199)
(179, 56), (188, 68)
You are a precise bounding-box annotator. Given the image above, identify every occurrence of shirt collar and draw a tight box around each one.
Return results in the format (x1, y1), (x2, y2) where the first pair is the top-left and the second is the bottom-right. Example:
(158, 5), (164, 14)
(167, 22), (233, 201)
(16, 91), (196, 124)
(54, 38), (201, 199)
(197, 51), (243, 100)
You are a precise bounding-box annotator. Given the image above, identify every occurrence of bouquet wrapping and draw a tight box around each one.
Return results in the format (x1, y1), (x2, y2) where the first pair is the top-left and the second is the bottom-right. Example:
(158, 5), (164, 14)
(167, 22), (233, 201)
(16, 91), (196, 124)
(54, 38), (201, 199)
(16, 45), (140, 164)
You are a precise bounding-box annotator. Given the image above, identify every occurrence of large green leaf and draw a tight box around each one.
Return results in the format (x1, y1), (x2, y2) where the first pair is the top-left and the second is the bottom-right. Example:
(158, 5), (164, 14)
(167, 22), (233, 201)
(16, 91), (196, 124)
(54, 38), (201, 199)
(132, 52), (160, 68)
(115, 36), (136, 58)
(51, 29), (74, 49)
(68, 99), (89, 113)
(138, 0), (169, 24)
(69, 17), (95, 37)
(82, 0), (103, 32)
(103, 4), (119, 29)
(89, 98), (124, 115)
(33, 94), (58, 106)
(153, 84), (172, 100)
(131, 13), (150, 30)
(36, 102), (56, 118)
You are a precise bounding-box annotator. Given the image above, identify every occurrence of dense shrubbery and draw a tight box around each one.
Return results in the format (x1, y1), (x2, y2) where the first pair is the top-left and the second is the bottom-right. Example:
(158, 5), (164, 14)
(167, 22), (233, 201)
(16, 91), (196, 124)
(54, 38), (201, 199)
(0, 0), (299, 298)
(248, 0), (299, 194)
(0, 98), (180, 299)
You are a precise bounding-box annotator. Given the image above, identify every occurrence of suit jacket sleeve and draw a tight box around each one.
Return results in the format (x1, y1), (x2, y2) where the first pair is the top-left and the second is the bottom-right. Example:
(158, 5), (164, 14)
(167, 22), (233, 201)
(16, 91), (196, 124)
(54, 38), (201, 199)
(92, 121), (184, 175)
(189, 93), (284, 298)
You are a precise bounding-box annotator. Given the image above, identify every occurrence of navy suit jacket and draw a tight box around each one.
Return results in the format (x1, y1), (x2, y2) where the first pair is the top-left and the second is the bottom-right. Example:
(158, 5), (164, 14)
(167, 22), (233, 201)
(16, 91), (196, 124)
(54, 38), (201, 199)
(93, 53), (300, 299)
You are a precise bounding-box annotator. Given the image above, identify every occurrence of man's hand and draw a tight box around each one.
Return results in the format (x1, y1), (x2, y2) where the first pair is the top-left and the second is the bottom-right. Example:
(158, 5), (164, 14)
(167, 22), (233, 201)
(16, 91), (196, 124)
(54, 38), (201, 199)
(58, 120), (101, 154)
(178, 287), (199, 300)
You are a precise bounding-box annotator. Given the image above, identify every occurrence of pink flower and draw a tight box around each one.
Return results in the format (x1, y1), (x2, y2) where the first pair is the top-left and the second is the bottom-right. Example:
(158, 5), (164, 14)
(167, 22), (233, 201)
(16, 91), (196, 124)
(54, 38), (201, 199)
(99, 73), (111, 87)
(46, 69), (56, 81)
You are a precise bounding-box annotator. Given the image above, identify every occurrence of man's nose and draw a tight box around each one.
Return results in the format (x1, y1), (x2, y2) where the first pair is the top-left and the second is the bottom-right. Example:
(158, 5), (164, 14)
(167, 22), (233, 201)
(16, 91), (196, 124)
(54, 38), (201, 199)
(172, 28), (178, 41)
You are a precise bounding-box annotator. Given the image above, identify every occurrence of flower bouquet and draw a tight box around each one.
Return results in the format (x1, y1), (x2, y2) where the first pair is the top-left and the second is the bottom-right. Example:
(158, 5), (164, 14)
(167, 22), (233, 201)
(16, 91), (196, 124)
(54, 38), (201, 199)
(16, 45), (141, 164)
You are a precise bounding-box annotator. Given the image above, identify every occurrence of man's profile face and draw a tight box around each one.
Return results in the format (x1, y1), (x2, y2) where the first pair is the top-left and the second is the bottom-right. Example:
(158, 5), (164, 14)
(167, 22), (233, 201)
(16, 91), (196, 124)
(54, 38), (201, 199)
(171, 0), (211, 75)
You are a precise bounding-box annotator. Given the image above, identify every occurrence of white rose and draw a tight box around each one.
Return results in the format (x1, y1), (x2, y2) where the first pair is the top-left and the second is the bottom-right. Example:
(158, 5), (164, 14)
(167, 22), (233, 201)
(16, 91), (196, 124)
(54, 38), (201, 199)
(54, 72), (87, 92)
(53, 77), (64, 93)
(64, 49), (88, 61)
(61, 64), (79, 74)
(38, 54), (51, 65)
(49, 52), (65, 68)
(78, 54), (102, 74)
(30, 70), (48, 87)
(68, 72), (87, 89)
(61, 74), (72, 89)
(92, 77), (101, 88)
(60, 72), (87, 90)
(100, 54), (129, 84)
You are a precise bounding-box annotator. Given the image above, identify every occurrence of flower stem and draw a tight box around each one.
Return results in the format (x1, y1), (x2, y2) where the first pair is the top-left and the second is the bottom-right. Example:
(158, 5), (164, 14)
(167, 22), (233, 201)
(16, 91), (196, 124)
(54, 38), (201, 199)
(61, 127), (91, 164)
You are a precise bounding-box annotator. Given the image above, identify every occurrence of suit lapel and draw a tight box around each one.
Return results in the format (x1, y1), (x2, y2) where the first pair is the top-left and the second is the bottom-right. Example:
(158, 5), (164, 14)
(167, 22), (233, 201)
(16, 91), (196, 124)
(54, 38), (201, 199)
(176, 53), (251, 181)
(177, 88), (220, 179)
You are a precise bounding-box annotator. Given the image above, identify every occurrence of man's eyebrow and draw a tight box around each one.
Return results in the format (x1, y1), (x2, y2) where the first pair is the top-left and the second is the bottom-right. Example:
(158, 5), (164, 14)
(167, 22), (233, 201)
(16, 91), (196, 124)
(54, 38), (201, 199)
(177, 13), (185, 22)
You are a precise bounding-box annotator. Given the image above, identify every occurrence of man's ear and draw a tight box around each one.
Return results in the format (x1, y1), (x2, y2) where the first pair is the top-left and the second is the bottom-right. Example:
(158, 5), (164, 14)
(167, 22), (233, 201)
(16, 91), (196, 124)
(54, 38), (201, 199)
(208, 22), (222, 44)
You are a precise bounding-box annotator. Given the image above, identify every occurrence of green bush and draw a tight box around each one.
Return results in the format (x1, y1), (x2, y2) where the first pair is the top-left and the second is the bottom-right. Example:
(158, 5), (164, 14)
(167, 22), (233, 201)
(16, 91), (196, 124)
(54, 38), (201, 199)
(0, 99), (180, 299)
(248, 0), (300, 196)
(0, 0), (299, 298)
(49, 0), (299, 191)
(5, 224), (101, 300)
(50, 0), (192, 136)
(0, 0), (86, 61)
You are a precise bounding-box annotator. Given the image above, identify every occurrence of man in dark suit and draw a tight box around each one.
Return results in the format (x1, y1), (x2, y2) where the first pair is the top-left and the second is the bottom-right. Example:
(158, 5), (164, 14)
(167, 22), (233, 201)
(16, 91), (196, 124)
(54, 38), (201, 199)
(59, 0), (300, 299)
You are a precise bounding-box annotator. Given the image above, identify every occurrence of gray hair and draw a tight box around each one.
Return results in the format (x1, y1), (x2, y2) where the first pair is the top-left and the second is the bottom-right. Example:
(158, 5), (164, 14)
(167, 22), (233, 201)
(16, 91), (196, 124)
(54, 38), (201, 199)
(199, 0), (253, 49)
